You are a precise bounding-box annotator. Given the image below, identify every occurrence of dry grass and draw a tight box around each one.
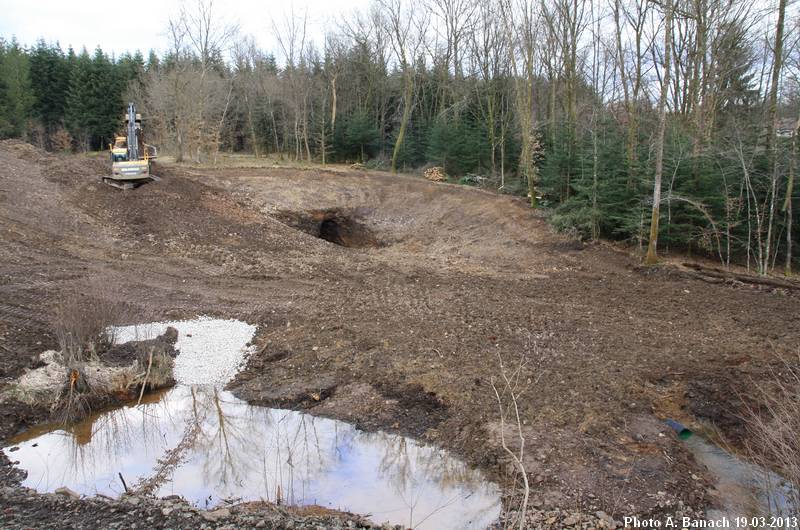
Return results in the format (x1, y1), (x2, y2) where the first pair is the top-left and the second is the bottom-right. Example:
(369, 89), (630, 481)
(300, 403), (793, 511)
(47, 284), (173, 422)
(742, 353), (800, 516)
(53, 367), (93, 422)
(132, 340), (176, 403)
(51, 284), (132, 365)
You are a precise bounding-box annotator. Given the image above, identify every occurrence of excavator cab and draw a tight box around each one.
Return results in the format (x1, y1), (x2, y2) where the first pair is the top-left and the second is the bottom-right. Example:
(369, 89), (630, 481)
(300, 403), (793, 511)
(110, 136), (128, 162)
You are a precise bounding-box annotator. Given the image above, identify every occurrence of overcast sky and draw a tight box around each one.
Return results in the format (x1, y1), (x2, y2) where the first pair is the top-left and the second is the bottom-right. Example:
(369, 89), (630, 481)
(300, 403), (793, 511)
(0, 0), (371, 57)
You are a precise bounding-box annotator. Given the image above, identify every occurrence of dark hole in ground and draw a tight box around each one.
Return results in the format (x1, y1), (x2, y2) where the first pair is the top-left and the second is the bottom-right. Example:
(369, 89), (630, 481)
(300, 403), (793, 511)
(319, 218), (345, 245)
(318, 216), (379, 248)
(274, 208), (382, 248)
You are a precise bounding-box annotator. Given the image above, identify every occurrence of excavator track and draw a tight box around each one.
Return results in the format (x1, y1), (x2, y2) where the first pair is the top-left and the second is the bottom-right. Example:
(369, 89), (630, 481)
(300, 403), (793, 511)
(102, 176), (158, 189)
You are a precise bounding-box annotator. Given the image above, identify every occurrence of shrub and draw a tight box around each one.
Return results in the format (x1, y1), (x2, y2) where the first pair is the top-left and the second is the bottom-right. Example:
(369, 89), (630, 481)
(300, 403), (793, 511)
(51, 284), (130, 364)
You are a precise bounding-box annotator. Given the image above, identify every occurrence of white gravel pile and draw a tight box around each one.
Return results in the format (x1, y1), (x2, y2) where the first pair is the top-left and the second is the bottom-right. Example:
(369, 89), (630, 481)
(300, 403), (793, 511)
(112, 317), (257, 386)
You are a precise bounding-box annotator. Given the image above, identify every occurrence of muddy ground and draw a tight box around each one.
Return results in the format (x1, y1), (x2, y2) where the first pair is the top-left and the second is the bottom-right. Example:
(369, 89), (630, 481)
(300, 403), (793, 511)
(0, 139), (798, 527)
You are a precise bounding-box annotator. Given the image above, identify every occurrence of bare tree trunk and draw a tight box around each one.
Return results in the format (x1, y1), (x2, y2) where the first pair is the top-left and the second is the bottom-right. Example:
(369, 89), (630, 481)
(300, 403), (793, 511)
(302, 94), (311, 162)
(391, 70), (413, 173)
(786, 124), (797, 274)
(763, 0), (788, 274)
(268, 97), (280, 153)
(382, 0), (425, 174)
(244, 91), (259, 158)
(613, 0), (647, 190)
(689, 0), (708, 191)
(501, 0), (539, 208)
(591, 111), (599, 240)
(212, 80), (234, 166)
(645, 0), (672, 265)
(330, 74), (338, 139)
(320, 90), (328, 165)
(766, 0), (788, 155)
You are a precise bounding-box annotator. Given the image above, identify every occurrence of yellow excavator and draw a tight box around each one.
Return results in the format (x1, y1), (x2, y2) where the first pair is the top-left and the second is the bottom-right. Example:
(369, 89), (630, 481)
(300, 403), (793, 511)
(106, 102), (158, 189)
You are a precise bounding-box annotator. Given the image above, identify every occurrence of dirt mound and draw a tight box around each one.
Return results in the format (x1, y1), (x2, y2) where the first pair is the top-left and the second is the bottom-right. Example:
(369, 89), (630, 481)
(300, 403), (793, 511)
(184, 164), (566, 280)
(0, 140), (45, 163)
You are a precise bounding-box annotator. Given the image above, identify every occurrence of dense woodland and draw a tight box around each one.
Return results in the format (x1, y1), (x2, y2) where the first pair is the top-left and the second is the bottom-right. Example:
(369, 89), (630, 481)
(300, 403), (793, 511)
(0, 0), (798, 273)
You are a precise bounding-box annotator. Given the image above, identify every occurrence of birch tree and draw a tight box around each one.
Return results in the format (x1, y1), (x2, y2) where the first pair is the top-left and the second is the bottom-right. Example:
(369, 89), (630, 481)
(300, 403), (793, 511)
(645, 0), (673, 265)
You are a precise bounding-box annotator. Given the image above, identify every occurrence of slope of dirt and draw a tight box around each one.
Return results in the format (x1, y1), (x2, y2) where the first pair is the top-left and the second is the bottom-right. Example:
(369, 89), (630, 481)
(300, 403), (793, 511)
(1, 141), (799, 526)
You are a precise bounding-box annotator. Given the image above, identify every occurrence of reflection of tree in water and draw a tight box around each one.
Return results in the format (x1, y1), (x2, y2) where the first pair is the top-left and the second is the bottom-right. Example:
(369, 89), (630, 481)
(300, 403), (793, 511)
(18, 387), (181, 495)
(369, 431), (497, 529)
(177, 386), (343, 506)
(16, 384), (498, 528)
(256, 406), (343, 505)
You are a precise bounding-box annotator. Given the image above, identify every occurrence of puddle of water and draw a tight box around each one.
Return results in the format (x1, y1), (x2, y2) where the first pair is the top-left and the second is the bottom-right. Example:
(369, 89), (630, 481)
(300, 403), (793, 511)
(682, 434), (797, 521)
(5, 386), (500, 529)
(3, 319), (501, 530)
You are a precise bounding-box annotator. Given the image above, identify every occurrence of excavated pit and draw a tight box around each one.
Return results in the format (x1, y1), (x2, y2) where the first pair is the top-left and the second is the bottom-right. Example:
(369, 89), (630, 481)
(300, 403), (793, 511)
(275, 208), (382, 248)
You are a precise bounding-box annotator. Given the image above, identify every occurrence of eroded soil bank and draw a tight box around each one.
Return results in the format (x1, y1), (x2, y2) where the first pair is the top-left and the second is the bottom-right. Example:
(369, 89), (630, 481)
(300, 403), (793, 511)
(1, 140), (799, 527)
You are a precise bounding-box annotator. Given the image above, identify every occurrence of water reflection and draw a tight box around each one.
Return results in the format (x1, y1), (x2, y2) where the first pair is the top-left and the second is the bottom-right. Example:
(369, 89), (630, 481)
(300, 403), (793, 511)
(5, 386), (500, 530)
(684, 435), (797, 520)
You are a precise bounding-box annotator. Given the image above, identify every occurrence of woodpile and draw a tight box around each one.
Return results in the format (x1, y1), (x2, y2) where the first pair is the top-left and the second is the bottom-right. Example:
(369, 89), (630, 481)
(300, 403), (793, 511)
(424, 166), (447, 182)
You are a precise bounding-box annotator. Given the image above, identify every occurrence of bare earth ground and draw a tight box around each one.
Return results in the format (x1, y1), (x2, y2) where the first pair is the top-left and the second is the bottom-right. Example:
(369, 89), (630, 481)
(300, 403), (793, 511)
(1, 140), (799, 527)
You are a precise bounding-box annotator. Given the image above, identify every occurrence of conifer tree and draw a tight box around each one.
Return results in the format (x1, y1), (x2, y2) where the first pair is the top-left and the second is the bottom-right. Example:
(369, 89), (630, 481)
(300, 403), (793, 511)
(65, 48), (92, 150)
(0, 39), (32, 138)
(29, 40), (69, 144)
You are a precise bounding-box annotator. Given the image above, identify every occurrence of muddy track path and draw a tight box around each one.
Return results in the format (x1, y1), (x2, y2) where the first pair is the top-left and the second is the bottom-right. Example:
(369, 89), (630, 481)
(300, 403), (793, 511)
(1, 140), (799, 523)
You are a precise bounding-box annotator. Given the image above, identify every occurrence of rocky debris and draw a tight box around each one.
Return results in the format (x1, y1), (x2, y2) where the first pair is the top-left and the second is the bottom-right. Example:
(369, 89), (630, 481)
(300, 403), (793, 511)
(596, 511), (616, 527)
(423, 166), (446, 182)
(494, 499), (706, 529)
(1, 139), (44, 163)
(201, 508), (230, 522)
(494, 481), (706, 530)
(0, 485), (385, 530)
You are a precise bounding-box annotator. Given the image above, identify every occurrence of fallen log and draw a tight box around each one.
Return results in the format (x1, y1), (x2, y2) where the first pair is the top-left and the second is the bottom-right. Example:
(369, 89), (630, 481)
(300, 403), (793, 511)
(681, 262), (800, 291)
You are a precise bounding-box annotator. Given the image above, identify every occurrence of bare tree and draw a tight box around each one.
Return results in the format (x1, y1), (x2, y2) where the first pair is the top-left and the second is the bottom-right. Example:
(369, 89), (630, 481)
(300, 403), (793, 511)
(428, 0), (479, 80)
(500, 0), (543, 207)
(612, 0), (652, 188)
(381, 0), (429, 173)
(763, 0), (789, 273)
(645, 0), (673, 265)
(272, 7), (312, 161)
(541, 0), (590, 200)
